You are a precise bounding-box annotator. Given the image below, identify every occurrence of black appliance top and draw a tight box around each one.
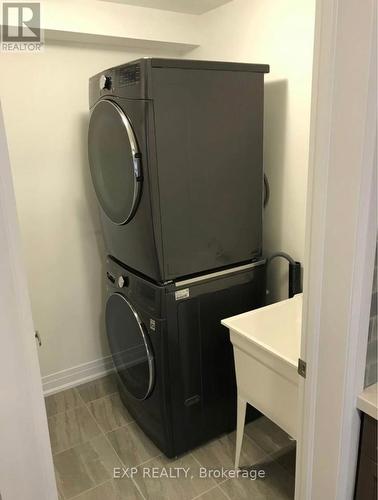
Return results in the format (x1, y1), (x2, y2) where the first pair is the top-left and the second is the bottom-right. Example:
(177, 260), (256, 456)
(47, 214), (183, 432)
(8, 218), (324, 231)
(89, 58), (270, 104)
(120, 57), (269, 73)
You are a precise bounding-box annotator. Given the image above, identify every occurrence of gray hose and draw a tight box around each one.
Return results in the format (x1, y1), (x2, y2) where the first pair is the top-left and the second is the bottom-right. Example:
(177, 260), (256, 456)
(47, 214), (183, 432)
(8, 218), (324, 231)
(266, 252), (302, 298)
(267, 251), (296, 266)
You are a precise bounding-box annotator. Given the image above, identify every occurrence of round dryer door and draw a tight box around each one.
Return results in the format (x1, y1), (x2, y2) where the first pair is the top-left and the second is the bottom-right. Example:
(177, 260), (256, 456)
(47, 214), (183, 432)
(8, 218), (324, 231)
(105, 293), (154, 400)
(88, 99), (142, 225)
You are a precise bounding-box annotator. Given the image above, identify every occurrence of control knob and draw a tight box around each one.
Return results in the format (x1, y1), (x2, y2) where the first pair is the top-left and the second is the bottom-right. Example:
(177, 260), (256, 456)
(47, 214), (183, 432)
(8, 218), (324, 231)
(99, 74), (112, 91)
(117, 275), (128, 288)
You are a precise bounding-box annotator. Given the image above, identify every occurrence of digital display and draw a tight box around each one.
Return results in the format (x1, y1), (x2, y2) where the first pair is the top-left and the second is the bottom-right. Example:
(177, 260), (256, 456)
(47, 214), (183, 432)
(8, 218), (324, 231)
(119, 64), (140, 87)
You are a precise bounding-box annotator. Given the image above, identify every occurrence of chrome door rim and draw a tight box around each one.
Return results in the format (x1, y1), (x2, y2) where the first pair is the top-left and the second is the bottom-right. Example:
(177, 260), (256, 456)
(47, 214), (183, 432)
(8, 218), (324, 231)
(89, 98), (142, 226)
(108, 292), (155, 400)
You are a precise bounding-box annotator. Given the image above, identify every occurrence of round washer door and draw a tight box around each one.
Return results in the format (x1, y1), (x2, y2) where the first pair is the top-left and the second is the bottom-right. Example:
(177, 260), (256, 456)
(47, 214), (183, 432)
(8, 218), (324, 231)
(105, 293), (154, 400)
(88, 99), (142, 225)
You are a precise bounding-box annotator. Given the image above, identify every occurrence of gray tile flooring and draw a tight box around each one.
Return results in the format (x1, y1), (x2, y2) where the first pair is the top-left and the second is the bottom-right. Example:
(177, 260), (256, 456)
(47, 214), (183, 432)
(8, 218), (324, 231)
(46, 375), (295, 499)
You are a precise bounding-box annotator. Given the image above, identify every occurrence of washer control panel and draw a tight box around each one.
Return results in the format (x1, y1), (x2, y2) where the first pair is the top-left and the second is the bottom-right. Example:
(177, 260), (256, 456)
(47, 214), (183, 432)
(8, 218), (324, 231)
(117, 275), (129, 288)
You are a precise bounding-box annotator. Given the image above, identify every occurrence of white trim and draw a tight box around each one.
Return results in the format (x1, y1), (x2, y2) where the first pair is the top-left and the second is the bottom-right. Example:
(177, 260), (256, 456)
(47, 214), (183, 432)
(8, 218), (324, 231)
(42, 356), (115, 396)
(296, 0), (377, 498)
(295, 0), (339, 491)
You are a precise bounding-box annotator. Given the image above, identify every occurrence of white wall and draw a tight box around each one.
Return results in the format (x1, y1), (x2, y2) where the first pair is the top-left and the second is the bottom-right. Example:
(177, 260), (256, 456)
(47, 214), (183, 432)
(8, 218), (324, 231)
(39, 0), (200, 47)
(0, 41), (187, 381)
(191, 0), (316, 300)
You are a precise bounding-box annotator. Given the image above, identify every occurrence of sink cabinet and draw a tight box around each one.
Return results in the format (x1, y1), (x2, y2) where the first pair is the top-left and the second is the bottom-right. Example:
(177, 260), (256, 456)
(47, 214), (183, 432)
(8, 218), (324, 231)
(354, 413), (377, 500)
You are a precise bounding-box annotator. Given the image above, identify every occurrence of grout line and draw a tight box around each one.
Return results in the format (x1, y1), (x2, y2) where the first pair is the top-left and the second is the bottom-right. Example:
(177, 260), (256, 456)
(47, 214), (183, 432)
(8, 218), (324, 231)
(45, 388), (85, 419)
(46, 405), (84, 419)
(189, 452), (219, 496)
(243, 429), (276, 459)
(242, 431), (297, 482)
(187, 457), (232, 500)
(102, 432), (147, 500)
(50, 403), (103, 457)
(84, 395), (135, 435)
(217, 477), (231, 487)
(46, 384), (123, 419)
(77, 390), (147, 500)
(243, 430), (296, 470)
(79, 396), (161, 468)
(52, 379), (294, 498)
(190, 483), (220, 500)
(136, 452), (163, 468)
(184, 453), (235, 500)
(189, 453), (203, 468)
(190, 452), (217, 485)
(81, 390), (119, 406)
(76, 390), (105, 434)
(51, 439), (95, 458)
(100, 419), (136, 435)
(217, 479), (232, 500)
(68, 478), (111, 500)
(75, 390), (148, 500)
(54, 467), (67, 500)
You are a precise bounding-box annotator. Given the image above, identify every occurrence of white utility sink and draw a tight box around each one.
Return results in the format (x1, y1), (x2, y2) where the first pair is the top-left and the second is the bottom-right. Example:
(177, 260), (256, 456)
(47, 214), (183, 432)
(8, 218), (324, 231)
(222, 293), (302, 467)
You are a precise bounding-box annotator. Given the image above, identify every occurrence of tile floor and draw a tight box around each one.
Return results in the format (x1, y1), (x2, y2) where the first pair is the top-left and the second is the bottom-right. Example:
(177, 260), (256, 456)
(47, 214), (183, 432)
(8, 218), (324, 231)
(46, 374), (296, 500)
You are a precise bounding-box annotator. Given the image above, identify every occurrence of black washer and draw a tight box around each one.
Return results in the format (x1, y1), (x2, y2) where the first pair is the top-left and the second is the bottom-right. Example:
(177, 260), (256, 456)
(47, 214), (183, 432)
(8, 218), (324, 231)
(105, 257), (266, 458)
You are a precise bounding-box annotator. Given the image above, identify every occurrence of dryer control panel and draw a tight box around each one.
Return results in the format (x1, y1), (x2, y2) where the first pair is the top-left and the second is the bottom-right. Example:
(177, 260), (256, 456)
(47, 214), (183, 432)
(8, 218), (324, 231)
(118, 64), (141, 87)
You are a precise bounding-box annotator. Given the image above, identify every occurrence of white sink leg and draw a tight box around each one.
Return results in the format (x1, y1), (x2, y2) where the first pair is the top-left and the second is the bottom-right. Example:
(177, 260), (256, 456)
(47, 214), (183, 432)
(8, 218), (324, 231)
(235, 395), (247, 469)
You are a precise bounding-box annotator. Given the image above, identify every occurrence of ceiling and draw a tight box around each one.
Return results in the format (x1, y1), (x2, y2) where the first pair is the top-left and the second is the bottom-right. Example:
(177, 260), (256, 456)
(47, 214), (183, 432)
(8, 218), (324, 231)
(101, 0), (234, 15)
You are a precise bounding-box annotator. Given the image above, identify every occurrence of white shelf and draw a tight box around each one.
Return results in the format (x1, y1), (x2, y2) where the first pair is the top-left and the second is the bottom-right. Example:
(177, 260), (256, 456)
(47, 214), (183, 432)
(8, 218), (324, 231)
(101, 0), (233, 15)
(44, 29), (199, 52)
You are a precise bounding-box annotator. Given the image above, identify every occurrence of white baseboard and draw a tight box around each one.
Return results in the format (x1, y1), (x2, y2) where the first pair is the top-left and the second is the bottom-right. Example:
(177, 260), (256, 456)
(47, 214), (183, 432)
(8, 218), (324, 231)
(42, 355), (115, 396)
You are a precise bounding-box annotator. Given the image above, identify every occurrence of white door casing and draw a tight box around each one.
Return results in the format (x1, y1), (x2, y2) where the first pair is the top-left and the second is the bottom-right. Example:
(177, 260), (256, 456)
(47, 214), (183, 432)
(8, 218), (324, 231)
(296, 0), (377, 498)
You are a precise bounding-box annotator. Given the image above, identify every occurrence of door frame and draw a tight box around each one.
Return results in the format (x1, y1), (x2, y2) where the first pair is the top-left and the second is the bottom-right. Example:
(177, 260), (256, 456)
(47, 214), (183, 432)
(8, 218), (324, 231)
(0, 101), (58, 499)
(295, 0), (377, 498)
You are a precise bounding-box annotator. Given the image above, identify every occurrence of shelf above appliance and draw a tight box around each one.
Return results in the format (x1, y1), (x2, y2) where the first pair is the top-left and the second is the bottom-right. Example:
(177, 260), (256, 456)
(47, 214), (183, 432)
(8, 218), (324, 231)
(44, 29), (199, 52)
(100, 0), (233, 15)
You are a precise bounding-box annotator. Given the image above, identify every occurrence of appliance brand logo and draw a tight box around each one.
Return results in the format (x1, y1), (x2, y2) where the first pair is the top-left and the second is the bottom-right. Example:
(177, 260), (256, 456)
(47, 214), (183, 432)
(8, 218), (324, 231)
(1, 2), (43, 51)
(175, 288), (190, 301)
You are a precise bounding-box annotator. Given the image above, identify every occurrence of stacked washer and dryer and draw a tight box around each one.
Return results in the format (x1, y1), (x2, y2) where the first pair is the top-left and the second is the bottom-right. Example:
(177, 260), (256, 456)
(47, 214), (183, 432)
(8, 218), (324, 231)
(88, 58), (270, 458)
